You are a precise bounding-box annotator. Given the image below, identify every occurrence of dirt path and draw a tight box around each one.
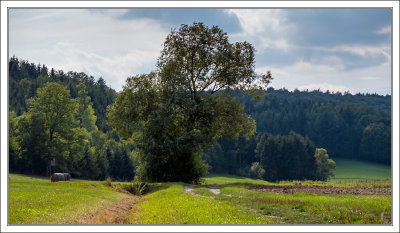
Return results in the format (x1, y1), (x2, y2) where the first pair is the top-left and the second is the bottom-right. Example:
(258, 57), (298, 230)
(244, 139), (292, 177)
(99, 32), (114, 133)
(75, 195), (140, 224)
(183, 185), (221, 196)
(249, 185), (391, 195)
(207, 185), (221, 195)
(183, 184), (283, 223)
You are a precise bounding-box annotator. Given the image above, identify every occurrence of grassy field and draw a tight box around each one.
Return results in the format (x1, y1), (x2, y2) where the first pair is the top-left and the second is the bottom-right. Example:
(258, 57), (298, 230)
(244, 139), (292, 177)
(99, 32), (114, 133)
(199, 176), (391, 224)
(333, 158), (391, 180)
(8, 159), (392, 224)
(8, 174), (131, 224)
(123, 183), (272, 224)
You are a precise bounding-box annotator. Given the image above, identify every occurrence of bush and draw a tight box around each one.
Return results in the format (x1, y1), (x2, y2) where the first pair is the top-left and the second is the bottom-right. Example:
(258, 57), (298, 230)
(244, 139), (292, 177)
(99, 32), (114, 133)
(123, 181), (149, 195)
(103, 177), (112, 187)
(249, 162), (265, 179)
(314, 148), (336, 181)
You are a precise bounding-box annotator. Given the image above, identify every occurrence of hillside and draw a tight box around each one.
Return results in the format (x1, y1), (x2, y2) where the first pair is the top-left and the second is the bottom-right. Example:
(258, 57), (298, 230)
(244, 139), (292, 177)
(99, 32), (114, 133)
(8, 57), (391, 181)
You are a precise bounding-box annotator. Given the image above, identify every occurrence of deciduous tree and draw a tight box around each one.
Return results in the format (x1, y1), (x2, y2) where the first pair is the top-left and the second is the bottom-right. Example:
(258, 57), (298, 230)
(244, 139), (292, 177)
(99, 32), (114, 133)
(108, 22), (272, 183)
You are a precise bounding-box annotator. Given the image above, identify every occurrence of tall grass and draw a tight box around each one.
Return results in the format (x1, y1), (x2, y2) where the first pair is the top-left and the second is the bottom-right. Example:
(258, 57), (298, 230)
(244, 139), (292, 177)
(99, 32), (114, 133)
(194, 183), (391, 224)
(9, 174), (130, 224)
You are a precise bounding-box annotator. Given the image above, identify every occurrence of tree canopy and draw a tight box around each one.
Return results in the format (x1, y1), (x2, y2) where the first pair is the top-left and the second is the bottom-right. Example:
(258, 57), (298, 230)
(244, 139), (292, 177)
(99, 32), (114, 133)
(108, 22), (272, 183)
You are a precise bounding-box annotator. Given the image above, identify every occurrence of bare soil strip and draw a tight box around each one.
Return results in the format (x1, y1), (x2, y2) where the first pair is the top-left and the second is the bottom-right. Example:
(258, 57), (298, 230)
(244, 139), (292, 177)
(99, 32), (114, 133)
(75, 195), (140, 224)
(249, 185), (391, 195)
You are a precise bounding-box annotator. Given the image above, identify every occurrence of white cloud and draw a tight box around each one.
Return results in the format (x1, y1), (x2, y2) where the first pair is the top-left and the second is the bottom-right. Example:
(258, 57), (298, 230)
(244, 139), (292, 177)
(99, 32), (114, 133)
(9, 9), (168, 91)
(225, 9), (289, 35)
(374, 25), (391, 35)
(311, 44), (390, 59)
(256, 56), (391, 95)
(225, 9), (293, 52)
(51, 42), (159, 89)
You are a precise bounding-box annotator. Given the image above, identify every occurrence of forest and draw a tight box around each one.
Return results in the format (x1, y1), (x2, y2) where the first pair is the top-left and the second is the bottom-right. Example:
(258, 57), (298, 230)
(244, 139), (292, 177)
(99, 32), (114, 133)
(203, 88), (391, 177)
(8, 56), (391, 182)
(7, 21), (391, 185)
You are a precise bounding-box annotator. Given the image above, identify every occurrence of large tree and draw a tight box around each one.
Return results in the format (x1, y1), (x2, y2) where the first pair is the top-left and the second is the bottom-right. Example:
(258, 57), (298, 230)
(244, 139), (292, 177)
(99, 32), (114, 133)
(108, 22), (272, 183)
(28, 82), (79, 175)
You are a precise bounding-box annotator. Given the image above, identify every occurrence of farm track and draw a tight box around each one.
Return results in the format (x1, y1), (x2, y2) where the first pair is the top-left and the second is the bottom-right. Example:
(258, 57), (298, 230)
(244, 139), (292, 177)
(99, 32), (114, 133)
(183, 185), (285, 223)
(75, 195), (140, 224)
(249, 185), (391, 195)
(183, 185), (220, 199)
(183, 185), (222, 197)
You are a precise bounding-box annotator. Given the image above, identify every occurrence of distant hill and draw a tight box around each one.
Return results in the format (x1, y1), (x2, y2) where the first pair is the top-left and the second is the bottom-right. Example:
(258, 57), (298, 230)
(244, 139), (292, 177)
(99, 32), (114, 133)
(204, 87), (391, 175)
(262, 88), (391, 112)
(9, 58), (391, 176)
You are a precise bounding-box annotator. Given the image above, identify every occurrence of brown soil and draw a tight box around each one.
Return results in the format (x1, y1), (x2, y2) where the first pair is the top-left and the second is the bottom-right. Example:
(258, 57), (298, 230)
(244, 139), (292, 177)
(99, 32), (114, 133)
(249, 185), (391, 195)
(75, 195), (140, 224)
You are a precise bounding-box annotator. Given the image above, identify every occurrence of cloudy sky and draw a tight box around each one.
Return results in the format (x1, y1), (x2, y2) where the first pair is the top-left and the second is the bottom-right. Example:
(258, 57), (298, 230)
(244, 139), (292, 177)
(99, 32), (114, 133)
(9, 8), (392, 95)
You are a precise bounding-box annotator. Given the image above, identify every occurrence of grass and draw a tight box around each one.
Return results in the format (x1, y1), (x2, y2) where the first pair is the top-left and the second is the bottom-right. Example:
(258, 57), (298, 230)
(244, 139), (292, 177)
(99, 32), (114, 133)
(123, 183), (275, 224)
(332, 158), (391, 181)
(9, 173), (130, 224)
(197, 160), (392, 224)
(203, 174), (273, 185)
(195, 178), (391, 224)
(9, 158), (392, 224)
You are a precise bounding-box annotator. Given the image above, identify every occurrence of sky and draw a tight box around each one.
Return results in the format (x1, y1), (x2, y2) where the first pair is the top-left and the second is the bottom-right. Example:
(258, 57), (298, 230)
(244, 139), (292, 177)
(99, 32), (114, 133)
(9, 8), (392, 95)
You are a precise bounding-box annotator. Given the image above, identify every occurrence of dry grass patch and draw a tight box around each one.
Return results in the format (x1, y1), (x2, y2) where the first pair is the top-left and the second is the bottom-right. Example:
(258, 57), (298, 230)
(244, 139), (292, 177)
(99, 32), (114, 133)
(76, 196), (140, 224)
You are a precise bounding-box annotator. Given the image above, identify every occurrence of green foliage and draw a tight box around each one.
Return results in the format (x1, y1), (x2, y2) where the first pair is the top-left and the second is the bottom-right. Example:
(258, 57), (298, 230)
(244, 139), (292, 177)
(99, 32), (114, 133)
(203, 89), (391, 178)
(8, 56), (117, 132)
(314, 148), (336, 181)
(24, 82), (79, 175)
(9, 111), (21, 171)
(9, 79), (135, 181)
(242, 92), (391, 164)
(76, 83), (98, 132)
(122, 181), (148, 195)
(249, 162), (266, 179)
(256, 132), (317, 181)
(15, 111), (49, 174)
(359, 123), (391, 165)
(109, 22), (271, 183)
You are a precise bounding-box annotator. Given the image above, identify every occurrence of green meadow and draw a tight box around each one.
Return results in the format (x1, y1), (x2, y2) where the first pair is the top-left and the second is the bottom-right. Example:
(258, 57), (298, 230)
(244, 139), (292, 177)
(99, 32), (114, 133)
(8, 174), (130, 224)
(9, 159), (391, 224)
(333, 158), (391, 180)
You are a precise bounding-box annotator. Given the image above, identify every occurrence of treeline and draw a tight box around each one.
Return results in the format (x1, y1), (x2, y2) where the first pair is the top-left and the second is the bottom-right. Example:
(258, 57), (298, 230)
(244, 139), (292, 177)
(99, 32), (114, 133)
(9, 57), (135, 181)
(242, 91), (391, 164)
(260, 88), (390, 112)
(203, 90), (391, 177)
(9, 56), (116, 132)
(9, 57), (391, 181)
(204, 132), (335, 181)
